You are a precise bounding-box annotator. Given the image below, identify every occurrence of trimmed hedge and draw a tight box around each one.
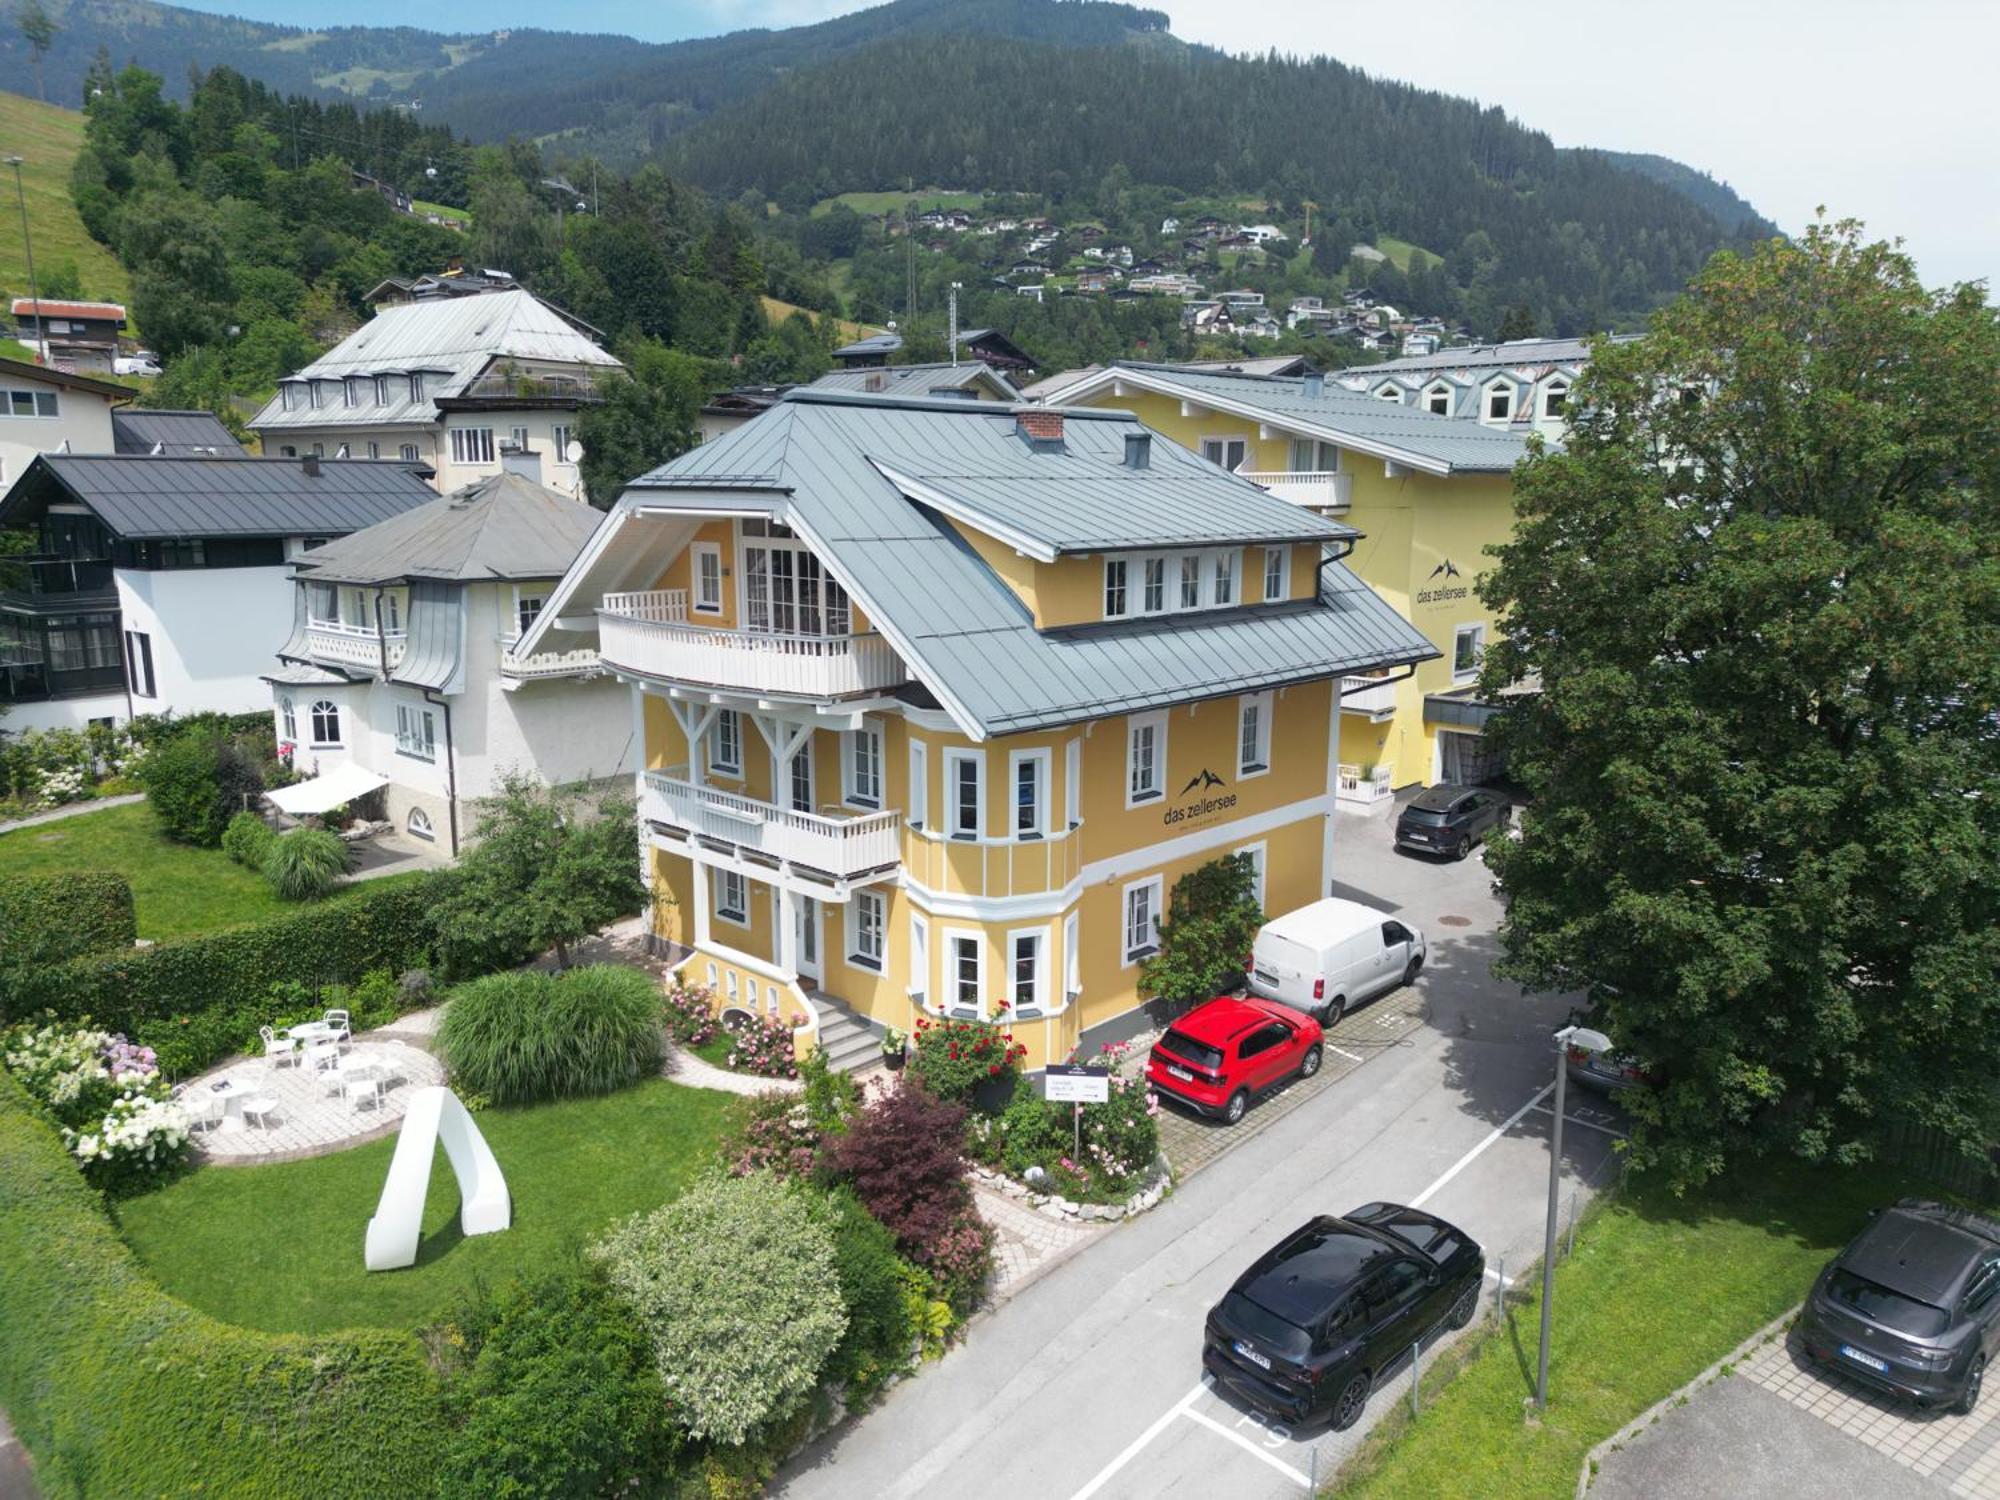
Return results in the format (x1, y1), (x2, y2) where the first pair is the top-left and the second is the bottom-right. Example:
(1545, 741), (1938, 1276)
(0, 873), (135, 972)
(0, 876), (441, 1078)
(0, 1069), (450, 1496)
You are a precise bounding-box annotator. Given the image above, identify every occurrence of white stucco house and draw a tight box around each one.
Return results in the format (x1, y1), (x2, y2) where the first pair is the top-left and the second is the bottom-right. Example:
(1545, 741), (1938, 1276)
(0, 452), (437, 731)
(264, 456), (637, 852)
(0, 356), (131, 493)
(247, 286), (625, 503)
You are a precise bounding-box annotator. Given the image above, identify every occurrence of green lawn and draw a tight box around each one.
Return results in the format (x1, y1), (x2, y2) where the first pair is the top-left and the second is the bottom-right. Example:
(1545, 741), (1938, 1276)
(810, 188), (983, 218)
(1373, 235), (1439, 273)
(0, 801), (396, 940)
(0, 91), (130, 306)
(410, 198), (470, 228)
(1335, 1160), (1943, 1499)
(116, 1078), (737, 1334)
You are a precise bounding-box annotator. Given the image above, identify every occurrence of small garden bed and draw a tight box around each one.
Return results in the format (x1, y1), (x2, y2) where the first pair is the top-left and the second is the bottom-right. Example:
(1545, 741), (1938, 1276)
(665, 981), (801, 1078)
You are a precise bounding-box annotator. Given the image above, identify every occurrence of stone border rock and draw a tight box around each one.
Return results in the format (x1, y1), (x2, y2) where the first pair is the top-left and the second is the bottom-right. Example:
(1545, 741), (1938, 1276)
(1574, 1305), (1799, 1498)
(968, 1153), (1173, 1224)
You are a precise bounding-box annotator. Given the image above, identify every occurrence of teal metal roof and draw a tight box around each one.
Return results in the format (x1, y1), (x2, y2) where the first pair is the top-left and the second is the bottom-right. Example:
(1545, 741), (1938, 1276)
(606, 391), (1435, 738)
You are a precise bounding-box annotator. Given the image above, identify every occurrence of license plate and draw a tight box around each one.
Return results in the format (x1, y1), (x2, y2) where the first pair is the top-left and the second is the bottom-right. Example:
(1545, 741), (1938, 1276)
(1253, 968), (1277, 984)
(1840, 1344), (1889, 1373)
(1167, 1065), (1193, 1081)
(1233, 1340), (1271, 1370)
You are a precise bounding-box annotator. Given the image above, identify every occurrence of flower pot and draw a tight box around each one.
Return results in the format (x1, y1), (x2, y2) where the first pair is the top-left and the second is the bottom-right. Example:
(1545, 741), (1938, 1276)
(972, 1070), (1017, 1116)
(883, 1048), (906, 1072)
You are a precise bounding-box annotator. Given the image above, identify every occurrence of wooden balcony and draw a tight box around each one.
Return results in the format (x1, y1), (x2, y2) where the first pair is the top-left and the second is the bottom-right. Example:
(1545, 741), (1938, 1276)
(642, 768), (901, 884)
(1240, 470), (1352, 510)
(1339, 673), (1401, 719)
(599, 589), (906, 700)
(303, 622), (406, 672)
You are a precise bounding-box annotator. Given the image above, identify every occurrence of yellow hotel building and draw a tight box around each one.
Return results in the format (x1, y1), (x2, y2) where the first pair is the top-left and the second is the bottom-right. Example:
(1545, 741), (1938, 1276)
(518, 390), (1434, 1070)
(1056, 364), (1533, 798)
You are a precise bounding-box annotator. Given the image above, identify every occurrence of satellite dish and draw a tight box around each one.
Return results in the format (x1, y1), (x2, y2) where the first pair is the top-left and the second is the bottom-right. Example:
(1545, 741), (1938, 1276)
(564, 439), (584, 465)
(425, 165), (438, 180)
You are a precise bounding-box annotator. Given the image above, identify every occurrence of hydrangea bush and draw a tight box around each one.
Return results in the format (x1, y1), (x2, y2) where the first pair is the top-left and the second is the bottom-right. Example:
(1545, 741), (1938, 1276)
(1, 1019), (190, 1191)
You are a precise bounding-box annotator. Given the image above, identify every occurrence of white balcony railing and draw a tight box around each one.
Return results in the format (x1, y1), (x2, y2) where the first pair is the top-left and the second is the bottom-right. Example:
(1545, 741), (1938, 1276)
(498, 633), (601, 680)
(304, 622), (406, 672)
(1336, 762), (1395, 806)
(1339, 673), (1401, 718)
(643, 768), (902, 880)
(599, 590), (907, 699)
(1241, 470), (1353, 510)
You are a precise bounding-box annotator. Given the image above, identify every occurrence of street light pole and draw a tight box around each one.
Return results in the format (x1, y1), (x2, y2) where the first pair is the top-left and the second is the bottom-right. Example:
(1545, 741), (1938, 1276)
(1537, 1023), (1578, 1412)
(5, 156), (42, 363)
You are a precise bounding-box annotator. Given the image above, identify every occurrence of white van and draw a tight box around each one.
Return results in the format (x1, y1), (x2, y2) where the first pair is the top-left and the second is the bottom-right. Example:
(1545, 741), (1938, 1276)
(1244, 897), (1425, 1025)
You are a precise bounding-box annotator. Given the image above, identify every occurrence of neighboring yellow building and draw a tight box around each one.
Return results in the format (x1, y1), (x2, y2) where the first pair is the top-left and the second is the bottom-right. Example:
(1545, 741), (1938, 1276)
(518, 390), (1435, 1070)
(1057, 363), (1533, 796)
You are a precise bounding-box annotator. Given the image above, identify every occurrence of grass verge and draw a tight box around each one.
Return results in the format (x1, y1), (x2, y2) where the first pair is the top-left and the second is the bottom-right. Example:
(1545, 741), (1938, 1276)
(116, 1076), (737, 1333)
(1333, 1158), (1934, 1499)
(0, 800), (397, 939)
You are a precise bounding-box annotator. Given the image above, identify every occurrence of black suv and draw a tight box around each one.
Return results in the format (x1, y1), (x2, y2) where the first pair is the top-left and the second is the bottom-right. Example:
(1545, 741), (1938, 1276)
(1799, 1199), (2000, 1412)
(1394, 785), (1508, 860)
(1203, 1204), (1484, 1430)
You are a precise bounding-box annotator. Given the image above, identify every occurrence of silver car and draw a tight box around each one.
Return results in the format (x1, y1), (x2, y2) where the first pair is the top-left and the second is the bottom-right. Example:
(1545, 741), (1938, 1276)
(1563, 1027), (1650, 1094)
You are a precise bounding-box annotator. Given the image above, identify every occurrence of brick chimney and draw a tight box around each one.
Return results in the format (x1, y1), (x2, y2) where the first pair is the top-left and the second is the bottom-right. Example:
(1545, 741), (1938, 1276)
(1016, 409), (1065, 445)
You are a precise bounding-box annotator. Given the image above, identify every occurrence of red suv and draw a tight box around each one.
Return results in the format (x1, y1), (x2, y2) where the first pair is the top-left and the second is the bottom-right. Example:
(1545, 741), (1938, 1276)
(1146, 997), (1324, 1124)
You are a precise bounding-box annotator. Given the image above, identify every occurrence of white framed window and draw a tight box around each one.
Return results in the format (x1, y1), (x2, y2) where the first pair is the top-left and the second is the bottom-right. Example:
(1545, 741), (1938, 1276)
(406, 807), (435, 842)
(1289, 438), (1340, 473)
(1453, 623), (1486, 680)
(510, 425), (530, 450)
(399, 443), (419, 463)
(1178, 554), (1201, 610)
(310, 442), (324, 457)
(450, 427), (496, 465)
(691, 543), (723, 614)
(513, 590), (544, 637)
(1237, 691), (1273, 778)
(908, 740), (929, 831)
(1009, 928), (1046, 1017)
(748, 977), (761, 1011)
(1375, 384), (1404, 402)
(1104, 557), (1129, 618)
(552, 424), (573, 462)
(705, 960), (719, 991)
(782, 743), (814, 814)
(280, 384), (299, 412)
(945, 748), (984, 840)
(1010, 748), (1050, 840)
(1064, 909), (1081, 999)
(279, 695), (296, 741)
(908, 912), (930, 1002)
(343, 378), (359, 408)
(309, 698), (341, 746)
(394, 703), (436, 761)
(1064, 738), (1081, 829)
(309, 383), (324, 409)
(1426, 385), (1452, 415)
(1484, 384), (1513, 422)
(725, 970), (739, 1006)
(849, 889), (885, 970)
(946, 930), (984, 1019)
(1122, 875), (1163, 966)
(1142, 556), (1166, 614)
(710, 710), (742, 776)
(1200, 436), (1247, 471)
(1542, 380), (1568, 417)
(738, 520), (849, 637)
(1126, 710), (1166, 807)
(713, 868), (749, 926)
(409, 373), (426, 403)
(1261, 545), (1288, 602)
(1235, 841), (1267, 911)
(845, 721), (884, 809)
(375, 375), (392, 405)
(1211, 550), (1238, 606)
(366, 441), (380, 460)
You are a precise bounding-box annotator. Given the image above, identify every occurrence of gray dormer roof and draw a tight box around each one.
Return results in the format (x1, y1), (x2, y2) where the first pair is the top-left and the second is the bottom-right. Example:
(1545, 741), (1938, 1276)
(111, 408), (245, 456)
(286, 471), (604, 586)
(805, 362), (1021, 402)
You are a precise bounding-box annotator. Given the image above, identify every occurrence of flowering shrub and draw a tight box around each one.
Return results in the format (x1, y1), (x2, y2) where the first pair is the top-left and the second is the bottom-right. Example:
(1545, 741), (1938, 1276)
(966, 1041), (1160, 1203)
(661, 982), (719, 1046)
(35, 766), (85, 806)
(906, 1016), (1027, 1105)
(726, 1014), (799, 1079)
(720, 1090), (823, 1180)
(0, 723), (147, 808)
(1, 1019), (189, 1191)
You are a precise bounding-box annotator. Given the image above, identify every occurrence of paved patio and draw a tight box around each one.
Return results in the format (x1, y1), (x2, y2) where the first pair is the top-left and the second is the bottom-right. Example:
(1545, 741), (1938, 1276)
(184, 1034), (444, 1164)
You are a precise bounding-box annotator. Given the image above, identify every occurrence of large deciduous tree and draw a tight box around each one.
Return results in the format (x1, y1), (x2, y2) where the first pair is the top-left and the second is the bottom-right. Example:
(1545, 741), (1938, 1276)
(1482, 218), (2000, 1189)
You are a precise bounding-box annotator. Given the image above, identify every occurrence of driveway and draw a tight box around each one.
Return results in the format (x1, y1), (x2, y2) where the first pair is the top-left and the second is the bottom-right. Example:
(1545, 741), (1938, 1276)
(777, 810), (1624, 1498)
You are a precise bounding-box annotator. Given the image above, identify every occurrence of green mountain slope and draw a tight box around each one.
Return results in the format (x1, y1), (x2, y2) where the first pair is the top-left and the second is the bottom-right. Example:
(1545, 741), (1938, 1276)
(1591, 150), (1777, 236)
(0, 91), (128, 306)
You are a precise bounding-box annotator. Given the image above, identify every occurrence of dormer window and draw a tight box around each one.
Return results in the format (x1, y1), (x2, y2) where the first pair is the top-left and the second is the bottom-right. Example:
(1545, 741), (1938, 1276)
(343, 378), (359, 408)
(409, 372), (426, 403)
(1375, 385), (1404, 402)
(1104, 558), (1130, 618)
(375, 375), (392, 405)
(1485, 385), (1513, 421)
(1426, 385), (1452, 416)
(1543, 381), (1568, 417)
(308, 382), (324, 409)
(280, 383), (299, 412)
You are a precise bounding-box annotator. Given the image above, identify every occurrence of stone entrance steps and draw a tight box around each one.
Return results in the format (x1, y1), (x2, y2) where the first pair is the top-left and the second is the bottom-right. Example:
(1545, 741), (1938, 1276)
(808, 990), (885, 1078)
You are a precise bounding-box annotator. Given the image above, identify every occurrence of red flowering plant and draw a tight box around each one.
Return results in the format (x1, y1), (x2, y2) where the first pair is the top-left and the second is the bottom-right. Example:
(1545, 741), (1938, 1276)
(726, 1013), (799, 1079)
(964, 1040), (1161, 1203)
(906, 1014), (1027, 1107)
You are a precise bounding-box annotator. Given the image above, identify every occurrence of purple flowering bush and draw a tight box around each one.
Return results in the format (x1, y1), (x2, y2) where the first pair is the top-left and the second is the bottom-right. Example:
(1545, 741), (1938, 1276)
(662, 983), (719, 1047)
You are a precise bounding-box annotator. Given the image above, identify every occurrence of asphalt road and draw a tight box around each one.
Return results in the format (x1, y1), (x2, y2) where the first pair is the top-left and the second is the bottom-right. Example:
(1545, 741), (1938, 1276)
(778, 809), (1627, 1499)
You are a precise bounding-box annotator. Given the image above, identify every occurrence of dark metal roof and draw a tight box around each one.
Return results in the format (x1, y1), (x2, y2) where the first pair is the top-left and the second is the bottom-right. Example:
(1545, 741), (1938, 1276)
(0, 454), (438, 541)
(110, 409), (245, 456)
(0, 355), (133, 401)
(287, 471), (603, 585)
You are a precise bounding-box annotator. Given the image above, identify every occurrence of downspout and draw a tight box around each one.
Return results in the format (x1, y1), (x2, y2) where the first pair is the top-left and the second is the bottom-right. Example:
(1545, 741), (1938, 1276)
(424, 687), (460, 856)
(372, 586), (391, 678)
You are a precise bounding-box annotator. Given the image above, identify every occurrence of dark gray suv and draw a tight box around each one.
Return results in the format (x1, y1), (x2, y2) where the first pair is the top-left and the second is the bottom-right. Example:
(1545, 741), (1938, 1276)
(1393, 785), (1509, 860)
(1799, 1200), (2000, 1412)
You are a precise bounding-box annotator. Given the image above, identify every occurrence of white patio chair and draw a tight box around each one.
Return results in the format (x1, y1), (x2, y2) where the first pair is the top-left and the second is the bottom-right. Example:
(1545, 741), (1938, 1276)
(238, 1095), (277, 1130)
(345, 1073), (384, 1113)
(184, 1091), (225, 1133)
(259, 1025), (299, 1071)
(306, 1042), (342, 1090)
(323, 1009), (352, 1048)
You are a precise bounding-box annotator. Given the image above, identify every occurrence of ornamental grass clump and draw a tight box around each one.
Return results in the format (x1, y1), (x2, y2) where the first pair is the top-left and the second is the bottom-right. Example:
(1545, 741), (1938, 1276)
(592, 1171), (847, 1447)
(437, 965), (663, 1105)
(262, 827), (349, 901)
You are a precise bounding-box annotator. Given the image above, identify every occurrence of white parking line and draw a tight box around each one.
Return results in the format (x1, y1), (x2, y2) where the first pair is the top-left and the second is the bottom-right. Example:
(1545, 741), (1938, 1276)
(1528, 1103), (1629, 1140)
(1069, 1379), (1211, 1500)
(1328, 1043), (1365, 1063)
(1409, 1082), (1553, 1209)
(1067, 1080), (1558, 1500)
(1180, 1408), (1312, 1488)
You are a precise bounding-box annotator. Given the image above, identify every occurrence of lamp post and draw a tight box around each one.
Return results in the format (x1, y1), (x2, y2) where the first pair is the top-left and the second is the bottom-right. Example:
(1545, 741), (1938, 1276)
(1536, 1023), (1578, 1411)
(5, 156), (42, 363)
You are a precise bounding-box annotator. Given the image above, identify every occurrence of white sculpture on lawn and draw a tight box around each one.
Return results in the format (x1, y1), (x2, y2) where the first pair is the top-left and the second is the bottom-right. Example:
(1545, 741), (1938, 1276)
(364, 1086), (511, 1271)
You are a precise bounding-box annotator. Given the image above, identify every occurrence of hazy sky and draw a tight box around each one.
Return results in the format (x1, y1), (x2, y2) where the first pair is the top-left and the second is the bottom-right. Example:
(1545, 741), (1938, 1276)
(178, 0), (1997, 289)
